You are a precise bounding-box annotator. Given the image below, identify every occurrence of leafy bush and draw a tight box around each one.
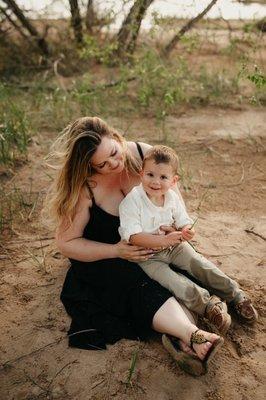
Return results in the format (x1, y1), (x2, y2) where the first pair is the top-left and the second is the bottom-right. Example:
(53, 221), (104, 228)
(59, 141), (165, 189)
(0, 84), (30, 165)
(80, 35), (118, 65)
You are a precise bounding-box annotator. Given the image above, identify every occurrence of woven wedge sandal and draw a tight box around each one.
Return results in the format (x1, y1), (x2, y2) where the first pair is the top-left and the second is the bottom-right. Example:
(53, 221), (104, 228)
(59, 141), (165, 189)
(162, 334), (206, 377)
(190, 329), (224, 370)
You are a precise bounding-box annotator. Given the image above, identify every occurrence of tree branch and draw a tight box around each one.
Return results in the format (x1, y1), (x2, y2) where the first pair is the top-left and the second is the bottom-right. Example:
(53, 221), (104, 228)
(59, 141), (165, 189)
(163, 0), (218, 57)
(0, 6), (28, 39)
(2, 0), (49, 55)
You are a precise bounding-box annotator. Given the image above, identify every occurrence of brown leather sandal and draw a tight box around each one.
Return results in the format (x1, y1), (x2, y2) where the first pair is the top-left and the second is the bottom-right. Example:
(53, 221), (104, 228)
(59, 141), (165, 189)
(232, 295), (258, 323)
(205, 295), (231, 335)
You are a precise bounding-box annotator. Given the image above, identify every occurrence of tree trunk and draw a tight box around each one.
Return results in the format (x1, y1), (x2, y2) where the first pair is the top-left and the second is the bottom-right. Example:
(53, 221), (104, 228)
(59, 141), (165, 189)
(2, 0), (49, 55)
(69, 0), (83, 44)
(163, 0), (218, 57)
(116, 0), (154, 60)
(85, 0), (95, 32)
(0, 6), (28, 39)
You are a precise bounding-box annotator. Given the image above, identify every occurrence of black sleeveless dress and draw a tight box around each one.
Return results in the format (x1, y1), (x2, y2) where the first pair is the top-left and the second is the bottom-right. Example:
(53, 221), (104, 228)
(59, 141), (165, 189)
(60, 143), (172, 350)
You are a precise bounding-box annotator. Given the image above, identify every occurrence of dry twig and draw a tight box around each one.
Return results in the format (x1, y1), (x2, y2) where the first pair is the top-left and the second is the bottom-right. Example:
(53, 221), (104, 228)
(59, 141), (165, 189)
(245, 228), (266, 241)
(47, 360), (79, 391)
(1, 329), (98, 370)
(53, 57), (67, 91)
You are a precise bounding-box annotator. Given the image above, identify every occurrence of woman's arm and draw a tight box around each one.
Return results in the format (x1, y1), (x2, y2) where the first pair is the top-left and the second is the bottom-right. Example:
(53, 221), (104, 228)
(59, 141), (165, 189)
(56, 189), (153, 263)
(55, 189), (118, 262)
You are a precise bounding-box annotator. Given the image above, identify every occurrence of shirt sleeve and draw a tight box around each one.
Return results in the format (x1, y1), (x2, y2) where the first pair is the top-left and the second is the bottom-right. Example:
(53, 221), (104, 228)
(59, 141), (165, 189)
(171, 192), (193, 229)
(118, 193), (143, 242)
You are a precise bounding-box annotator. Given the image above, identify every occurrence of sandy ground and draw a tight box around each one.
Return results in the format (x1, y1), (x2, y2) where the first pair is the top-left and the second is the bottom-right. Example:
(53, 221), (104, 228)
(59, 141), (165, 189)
(0, 106), (265, 400)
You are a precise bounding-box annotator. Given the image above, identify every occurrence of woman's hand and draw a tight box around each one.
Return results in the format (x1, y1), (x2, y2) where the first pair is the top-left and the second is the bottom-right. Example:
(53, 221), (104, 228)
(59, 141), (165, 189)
(181, 225), (195, 241)
(115, 240), (154, 262)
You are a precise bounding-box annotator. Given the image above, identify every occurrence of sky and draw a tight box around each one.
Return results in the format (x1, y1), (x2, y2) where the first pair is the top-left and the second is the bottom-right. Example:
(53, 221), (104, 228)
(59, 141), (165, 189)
(16, 0), (266, 27)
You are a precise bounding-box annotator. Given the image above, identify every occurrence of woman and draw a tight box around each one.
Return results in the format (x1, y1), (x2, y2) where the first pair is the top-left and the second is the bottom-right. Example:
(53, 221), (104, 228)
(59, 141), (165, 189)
(46, 116), (224, 376)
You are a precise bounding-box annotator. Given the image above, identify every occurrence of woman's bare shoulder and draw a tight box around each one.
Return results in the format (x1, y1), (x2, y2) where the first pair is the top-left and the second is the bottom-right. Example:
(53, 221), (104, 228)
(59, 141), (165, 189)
(127, 141), (152, 157)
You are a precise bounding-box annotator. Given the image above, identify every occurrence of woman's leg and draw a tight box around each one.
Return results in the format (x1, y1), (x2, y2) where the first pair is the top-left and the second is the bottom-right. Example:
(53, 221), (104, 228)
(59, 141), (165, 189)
(179, 301), (198, 324)
(177, 302), (199, 355)
(152, 297), (220, 360)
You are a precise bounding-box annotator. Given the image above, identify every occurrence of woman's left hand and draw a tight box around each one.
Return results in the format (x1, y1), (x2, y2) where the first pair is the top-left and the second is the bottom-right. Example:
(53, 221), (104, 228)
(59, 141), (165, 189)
(115, 240), (154, 262)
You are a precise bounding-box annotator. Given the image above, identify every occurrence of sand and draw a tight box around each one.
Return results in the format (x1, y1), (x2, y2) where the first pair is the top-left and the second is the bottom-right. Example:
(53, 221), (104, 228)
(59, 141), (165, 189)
(0, 106), (265, 400)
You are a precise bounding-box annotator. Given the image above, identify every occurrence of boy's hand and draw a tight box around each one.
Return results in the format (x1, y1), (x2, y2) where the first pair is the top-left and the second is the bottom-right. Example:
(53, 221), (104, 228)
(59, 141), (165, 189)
(181, 225), (195, 241)
(159, 225), (177, 235)
(163, 231), (183, 247)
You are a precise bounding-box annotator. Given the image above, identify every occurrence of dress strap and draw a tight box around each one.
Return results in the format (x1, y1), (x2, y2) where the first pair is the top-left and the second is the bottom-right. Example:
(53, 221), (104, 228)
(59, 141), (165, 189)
(135, 142), (144, 161)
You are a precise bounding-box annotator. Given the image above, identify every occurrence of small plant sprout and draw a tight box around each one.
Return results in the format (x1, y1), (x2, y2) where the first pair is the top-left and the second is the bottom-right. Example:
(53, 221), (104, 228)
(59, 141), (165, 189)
(126, 348), (139, 387)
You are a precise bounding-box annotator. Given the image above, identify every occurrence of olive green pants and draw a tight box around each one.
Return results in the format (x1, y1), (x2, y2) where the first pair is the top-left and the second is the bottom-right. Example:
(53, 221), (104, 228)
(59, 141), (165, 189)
(139, 242), (242, 315)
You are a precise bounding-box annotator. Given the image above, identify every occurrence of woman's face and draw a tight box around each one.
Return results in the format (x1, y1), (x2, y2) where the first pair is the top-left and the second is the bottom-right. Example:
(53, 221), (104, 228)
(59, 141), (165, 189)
(90, 136), (125, 175)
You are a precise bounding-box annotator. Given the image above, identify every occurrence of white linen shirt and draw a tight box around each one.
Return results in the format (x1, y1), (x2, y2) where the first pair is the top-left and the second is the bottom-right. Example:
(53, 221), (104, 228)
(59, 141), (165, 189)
(119, 184), (193, 242)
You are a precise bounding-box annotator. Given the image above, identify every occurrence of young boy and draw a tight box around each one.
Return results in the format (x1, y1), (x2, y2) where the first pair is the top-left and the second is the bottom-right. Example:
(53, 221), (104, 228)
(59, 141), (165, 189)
(119, 145), (258, 334)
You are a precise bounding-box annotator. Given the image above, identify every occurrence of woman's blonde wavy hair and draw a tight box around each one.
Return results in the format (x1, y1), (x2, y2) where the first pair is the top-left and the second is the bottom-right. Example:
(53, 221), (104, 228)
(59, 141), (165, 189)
(44, 116), (141, 228)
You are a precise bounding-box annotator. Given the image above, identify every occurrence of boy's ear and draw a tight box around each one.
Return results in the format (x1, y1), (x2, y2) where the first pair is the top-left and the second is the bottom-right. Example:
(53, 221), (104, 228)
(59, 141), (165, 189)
(172, 175), (179, 186)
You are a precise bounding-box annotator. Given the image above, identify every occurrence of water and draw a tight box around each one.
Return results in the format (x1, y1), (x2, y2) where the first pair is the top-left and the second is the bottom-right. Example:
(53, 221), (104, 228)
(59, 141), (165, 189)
(17, 0), (266, 28)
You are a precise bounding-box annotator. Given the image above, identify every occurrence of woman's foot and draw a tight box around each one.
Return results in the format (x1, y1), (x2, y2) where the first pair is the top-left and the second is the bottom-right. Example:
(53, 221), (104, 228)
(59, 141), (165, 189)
(189, 329), (223, 361)
(178, 339), (196, 356)
(162, 334), (205, 377)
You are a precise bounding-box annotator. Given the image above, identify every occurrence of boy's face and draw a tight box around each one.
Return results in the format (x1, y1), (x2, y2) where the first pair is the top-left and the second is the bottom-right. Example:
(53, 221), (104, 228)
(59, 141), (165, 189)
(141, 159), (178, 199)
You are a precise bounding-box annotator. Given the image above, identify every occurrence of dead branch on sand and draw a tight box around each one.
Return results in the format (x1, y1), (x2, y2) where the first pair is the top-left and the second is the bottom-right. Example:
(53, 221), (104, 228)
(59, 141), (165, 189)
(245, 228), (266, 241)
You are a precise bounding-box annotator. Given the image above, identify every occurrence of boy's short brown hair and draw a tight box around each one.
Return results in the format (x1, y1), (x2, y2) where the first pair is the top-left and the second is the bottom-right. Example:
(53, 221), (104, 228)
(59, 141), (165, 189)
(143, 145), (179, 174)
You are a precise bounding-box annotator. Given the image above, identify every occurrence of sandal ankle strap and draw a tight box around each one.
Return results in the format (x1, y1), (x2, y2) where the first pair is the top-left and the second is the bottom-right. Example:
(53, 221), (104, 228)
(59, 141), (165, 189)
(190, 329), (207, 349)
